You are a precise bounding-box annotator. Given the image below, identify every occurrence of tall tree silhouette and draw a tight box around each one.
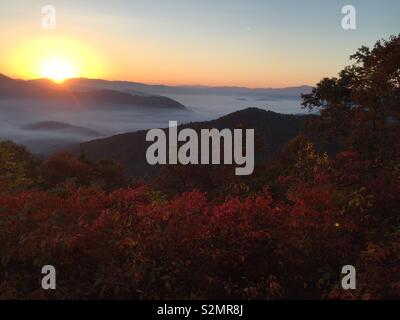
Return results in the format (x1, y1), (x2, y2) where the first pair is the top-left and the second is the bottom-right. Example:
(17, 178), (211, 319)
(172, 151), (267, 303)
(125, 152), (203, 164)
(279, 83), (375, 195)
(302, 34), (400, 164)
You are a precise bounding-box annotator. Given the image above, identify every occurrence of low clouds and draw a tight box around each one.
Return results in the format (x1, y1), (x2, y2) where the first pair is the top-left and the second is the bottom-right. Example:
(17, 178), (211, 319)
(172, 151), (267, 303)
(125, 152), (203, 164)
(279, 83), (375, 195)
(0, 93), (304, 154)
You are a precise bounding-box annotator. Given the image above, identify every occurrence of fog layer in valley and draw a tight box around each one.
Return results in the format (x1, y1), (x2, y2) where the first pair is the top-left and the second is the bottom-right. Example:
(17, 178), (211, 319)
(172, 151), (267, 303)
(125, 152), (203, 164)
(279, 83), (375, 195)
(0, 93), (305, 154)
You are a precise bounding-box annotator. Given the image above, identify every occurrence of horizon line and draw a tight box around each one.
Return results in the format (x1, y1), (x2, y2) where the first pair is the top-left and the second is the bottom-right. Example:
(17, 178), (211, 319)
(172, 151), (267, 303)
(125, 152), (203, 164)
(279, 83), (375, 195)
(1, 72), (314, 91)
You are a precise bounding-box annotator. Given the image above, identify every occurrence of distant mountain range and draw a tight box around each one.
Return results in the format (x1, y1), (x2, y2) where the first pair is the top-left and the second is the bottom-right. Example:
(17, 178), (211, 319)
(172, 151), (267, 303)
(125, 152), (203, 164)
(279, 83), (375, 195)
(0, 73), (186, 110)
(0, 72), (312, 110)
(68, 107), (313, 177)
(62, 77), (312, 99)
(25, 121), (104, 138)
(1, 73), (313, 100)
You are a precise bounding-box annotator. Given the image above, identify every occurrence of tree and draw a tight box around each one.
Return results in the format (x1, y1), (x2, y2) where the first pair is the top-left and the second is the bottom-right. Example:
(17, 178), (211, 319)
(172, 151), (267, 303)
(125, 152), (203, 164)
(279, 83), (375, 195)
(302, 34), (400, 164)
(42, 152), (128, 191)
(0, 141), (40, 193)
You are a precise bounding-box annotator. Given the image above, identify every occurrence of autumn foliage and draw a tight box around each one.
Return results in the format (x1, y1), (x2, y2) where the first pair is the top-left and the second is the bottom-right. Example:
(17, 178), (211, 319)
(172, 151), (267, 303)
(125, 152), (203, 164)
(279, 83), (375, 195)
(0, 35), (399, 299)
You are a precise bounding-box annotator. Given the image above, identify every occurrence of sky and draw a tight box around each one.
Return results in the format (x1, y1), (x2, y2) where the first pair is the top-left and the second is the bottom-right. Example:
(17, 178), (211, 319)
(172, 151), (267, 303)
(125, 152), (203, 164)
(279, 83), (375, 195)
(0, 0), (399, 87)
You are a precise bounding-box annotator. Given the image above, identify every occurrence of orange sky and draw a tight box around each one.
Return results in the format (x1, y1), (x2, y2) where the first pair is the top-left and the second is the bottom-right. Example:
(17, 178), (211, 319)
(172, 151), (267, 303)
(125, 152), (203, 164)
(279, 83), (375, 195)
(1, 1), (399, 88)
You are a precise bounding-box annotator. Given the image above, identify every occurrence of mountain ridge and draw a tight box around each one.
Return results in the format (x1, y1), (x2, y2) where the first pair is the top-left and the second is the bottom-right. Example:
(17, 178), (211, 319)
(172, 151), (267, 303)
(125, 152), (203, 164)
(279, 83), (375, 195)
(68, 107), (313, 177)
(62, 77), (312, 98)
(0, 73), (187, 110)
(25, 121), (104, 137)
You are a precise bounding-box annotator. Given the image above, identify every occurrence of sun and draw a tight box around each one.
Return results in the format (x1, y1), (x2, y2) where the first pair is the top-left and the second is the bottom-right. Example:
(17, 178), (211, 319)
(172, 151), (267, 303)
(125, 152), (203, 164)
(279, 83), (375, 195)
(8, 35), (104, 82)
(39, 58), (78, 83)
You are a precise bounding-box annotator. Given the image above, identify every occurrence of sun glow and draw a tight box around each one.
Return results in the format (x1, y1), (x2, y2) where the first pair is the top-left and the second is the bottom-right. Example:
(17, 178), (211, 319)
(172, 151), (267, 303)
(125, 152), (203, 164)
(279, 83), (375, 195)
(39, 58), (77, 83)
(9, 35), (104, 81)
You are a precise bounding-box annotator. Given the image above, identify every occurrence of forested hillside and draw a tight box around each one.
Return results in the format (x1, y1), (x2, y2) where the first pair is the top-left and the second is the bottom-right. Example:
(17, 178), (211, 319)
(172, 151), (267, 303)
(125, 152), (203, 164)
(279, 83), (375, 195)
(0, 35), (399, 300)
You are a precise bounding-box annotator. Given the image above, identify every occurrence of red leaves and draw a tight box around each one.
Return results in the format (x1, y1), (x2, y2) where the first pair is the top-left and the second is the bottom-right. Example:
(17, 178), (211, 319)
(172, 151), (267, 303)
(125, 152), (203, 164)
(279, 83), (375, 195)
(0, 146), (399, 299)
